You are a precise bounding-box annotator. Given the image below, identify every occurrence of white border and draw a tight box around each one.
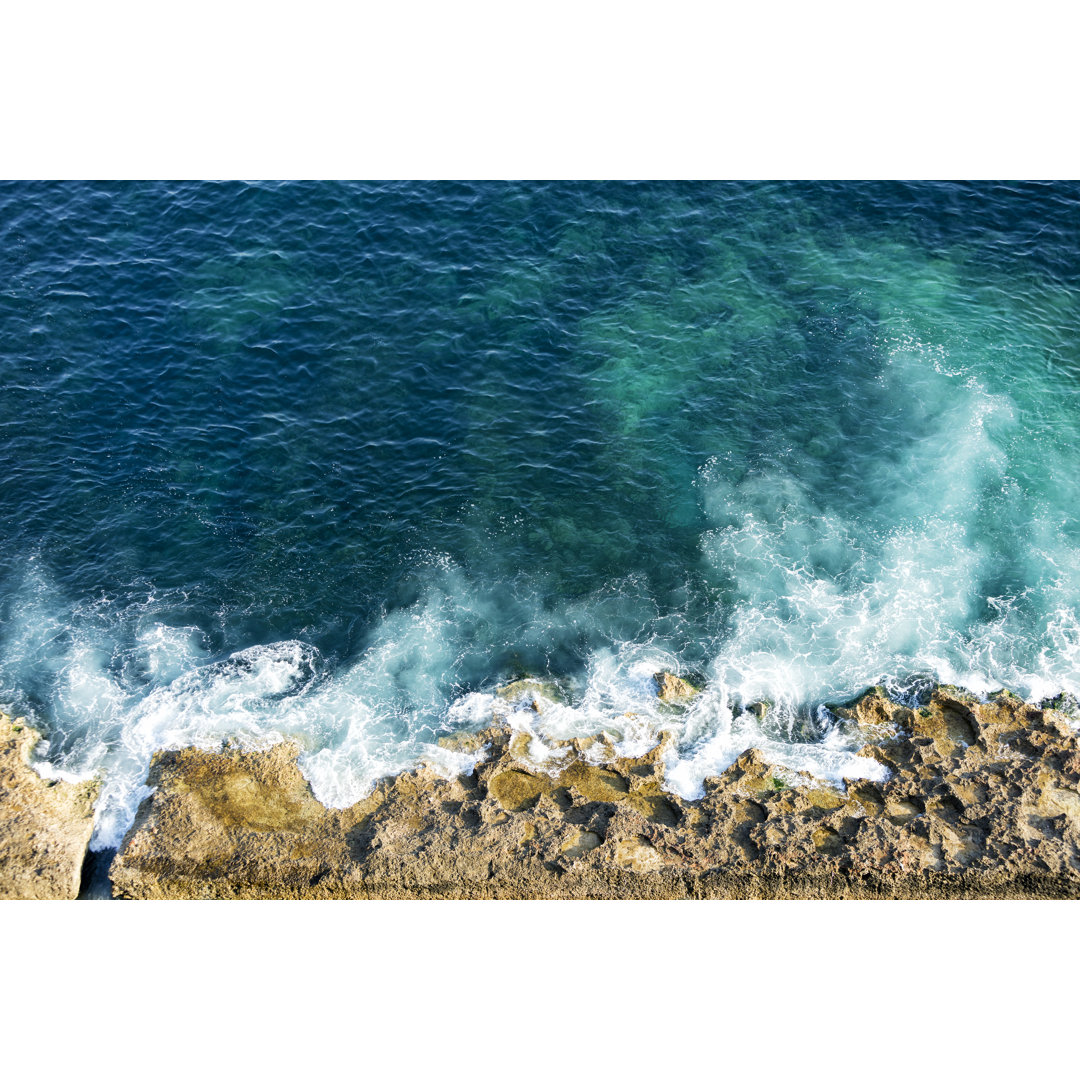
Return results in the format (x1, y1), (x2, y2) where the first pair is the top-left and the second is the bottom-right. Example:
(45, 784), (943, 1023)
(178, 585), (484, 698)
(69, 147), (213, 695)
(2, 2), (1077, 177)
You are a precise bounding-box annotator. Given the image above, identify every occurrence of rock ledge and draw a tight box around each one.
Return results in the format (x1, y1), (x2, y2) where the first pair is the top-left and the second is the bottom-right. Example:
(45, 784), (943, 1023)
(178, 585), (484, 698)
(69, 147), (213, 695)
(110, 686), (1080, 899)
(0, 712), (99, 899)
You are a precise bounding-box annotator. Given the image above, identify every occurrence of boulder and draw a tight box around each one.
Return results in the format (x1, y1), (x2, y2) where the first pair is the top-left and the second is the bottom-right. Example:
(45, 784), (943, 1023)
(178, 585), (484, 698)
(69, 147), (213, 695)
(494, 677), (568, 712)
(653, 671), (702, 705)
(0, 711), (98, 899)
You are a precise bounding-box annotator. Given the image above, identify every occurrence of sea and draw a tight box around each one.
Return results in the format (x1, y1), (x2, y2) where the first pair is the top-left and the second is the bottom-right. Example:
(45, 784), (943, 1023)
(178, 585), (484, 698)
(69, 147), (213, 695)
(2, 181), (1079, 853)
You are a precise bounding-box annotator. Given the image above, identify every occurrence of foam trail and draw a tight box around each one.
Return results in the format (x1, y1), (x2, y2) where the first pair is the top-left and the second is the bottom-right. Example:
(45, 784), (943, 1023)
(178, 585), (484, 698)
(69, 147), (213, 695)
(694, 333), (1080, 711)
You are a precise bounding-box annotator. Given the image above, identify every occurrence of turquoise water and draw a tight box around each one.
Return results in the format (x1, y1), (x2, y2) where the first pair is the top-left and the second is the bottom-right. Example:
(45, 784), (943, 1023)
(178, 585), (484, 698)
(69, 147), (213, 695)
(2, 181), (1079, 848)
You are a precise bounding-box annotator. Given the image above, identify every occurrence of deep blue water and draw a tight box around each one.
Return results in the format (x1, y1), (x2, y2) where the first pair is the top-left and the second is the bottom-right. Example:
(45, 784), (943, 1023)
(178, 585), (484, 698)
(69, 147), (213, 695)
(2, 181), (1079, 846)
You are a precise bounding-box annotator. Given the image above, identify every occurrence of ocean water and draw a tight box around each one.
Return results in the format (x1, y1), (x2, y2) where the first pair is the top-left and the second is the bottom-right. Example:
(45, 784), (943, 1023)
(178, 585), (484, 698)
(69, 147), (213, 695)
(2, 181), (1079, 850)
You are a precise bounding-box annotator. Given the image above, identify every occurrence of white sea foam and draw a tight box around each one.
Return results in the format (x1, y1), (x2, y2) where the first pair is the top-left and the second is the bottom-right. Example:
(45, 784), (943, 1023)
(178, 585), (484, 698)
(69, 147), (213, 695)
(418, 742), (490, 782)
(663, 716), (891, 803)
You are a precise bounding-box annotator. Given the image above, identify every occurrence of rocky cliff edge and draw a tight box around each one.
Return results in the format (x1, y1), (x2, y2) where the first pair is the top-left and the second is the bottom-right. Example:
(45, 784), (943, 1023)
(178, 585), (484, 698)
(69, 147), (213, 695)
(109, 683), (1080, 899)
(0, 711), (98, 899)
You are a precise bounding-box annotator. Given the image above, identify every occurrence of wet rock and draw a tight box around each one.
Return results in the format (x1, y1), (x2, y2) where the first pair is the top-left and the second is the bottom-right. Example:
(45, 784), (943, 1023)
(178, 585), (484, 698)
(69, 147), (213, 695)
(110, 685), (1080, 899)
(829, 685), (910, 740)
(0, 711), (98, 899)
(1038, 691), (1080, 721)
(653, 671), (702, 705)
(495, 677), (568, 712)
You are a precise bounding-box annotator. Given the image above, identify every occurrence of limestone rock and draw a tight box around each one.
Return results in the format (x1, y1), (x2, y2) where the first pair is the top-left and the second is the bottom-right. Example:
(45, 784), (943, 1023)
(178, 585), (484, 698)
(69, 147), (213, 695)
(494, 677), (568, 712)
(828, 685), (910, 740)
(0, 712), (98, 899)
(653, 671), (702, 705)
(110, 684), (1080, 898)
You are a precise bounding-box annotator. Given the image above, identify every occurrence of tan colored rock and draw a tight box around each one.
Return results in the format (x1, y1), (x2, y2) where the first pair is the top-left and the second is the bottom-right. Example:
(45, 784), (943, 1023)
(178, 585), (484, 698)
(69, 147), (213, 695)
(653, 671), (701, 705)
(829, 685), (911, 740)
(0, 712), (98, 899)
(435, 729), (492, 754)
(494, 677), (568, 712)
(111, 686), (1080, 899)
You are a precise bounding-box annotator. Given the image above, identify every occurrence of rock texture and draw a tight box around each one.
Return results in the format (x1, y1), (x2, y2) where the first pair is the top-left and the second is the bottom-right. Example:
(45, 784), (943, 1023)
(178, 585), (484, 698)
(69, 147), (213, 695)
(110, 684), (1080, 898)
(653, 671), (701, 705)
(0, 711), (98, 899)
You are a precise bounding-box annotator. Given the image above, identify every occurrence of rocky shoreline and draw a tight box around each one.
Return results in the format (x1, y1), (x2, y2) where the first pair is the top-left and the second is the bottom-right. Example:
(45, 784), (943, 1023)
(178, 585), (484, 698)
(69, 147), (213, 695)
(0, 711), (98, 899)
(4, 679), (1080, 899)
